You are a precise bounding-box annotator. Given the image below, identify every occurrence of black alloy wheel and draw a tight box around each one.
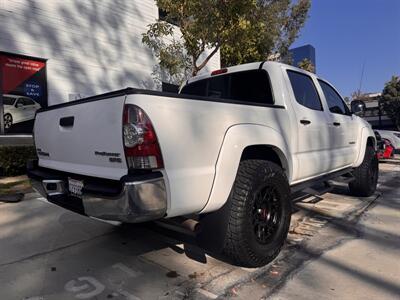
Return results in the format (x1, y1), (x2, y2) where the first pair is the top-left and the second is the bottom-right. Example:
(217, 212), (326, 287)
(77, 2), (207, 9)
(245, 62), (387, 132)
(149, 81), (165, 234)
(252, 185), (282, 245)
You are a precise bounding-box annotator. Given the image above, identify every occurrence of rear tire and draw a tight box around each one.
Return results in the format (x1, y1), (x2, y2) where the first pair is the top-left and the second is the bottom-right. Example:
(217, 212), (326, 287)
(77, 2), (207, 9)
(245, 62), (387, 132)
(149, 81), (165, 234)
(349, 146), (379, 197)
(222, 160), (291, 268)
(4, 113), (12, 129)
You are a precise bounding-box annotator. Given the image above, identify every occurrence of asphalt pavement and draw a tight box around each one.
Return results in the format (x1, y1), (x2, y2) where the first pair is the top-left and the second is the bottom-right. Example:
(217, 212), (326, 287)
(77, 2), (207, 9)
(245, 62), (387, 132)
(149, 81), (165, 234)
(0, 158), (398, 300)
(232, 158), (400, 300)
(267, 160), (400, 300)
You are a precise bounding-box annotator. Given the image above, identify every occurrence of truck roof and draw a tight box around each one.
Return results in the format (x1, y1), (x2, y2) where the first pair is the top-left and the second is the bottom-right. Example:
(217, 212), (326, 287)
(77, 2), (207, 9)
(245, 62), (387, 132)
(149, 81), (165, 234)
(184, 61), (339, 98)
(186, 61), (314, 85)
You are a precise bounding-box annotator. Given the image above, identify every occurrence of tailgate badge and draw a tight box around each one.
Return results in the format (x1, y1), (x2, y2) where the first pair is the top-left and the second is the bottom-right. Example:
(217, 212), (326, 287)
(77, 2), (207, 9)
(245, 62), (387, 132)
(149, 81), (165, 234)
(94, 151), (122, 163)
(37, 148), (50, 157)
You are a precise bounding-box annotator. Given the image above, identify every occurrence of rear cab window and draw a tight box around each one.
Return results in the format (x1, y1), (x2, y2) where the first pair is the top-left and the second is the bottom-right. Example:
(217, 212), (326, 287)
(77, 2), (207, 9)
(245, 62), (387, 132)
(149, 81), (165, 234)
(180, 69), (274, 105)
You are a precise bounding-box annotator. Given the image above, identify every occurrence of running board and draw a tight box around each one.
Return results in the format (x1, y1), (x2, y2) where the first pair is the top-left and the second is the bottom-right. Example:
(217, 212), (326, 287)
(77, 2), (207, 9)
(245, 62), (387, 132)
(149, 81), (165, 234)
(290, 167), (353, 194)
(329, 174), (355, 184)
(303, 182), (333, 196)
(292, 182), (332, 205)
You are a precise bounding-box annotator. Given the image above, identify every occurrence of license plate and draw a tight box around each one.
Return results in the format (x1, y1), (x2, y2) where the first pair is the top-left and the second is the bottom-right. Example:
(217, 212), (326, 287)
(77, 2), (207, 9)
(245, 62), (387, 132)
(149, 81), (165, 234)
(68, 178), (84, 198)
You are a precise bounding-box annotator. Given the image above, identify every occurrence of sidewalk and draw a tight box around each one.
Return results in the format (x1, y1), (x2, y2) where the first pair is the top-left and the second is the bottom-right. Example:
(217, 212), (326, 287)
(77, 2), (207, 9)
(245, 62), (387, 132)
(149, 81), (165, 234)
(268, 160), (400, 300)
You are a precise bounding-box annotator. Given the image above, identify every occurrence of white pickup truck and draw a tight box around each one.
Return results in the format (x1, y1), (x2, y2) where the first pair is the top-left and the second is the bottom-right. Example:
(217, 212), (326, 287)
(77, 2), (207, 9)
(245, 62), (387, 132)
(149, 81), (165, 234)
(28, 61), (378, 267)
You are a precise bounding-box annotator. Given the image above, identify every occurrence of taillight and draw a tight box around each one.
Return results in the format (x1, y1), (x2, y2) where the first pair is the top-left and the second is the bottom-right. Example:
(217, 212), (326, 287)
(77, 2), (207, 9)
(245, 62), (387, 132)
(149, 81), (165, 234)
(123, 104), (164, 169)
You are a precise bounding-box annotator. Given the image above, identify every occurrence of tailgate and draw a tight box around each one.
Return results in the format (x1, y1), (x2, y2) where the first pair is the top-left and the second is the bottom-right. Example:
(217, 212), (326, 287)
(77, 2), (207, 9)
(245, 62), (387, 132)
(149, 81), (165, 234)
(34, 95), (127, 180)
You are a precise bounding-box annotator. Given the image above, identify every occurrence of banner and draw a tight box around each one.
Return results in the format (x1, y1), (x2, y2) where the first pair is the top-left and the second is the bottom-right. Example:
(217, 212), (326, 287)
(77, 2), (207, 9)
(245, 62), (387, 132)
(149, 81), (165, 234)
(0, 52), (47, 134)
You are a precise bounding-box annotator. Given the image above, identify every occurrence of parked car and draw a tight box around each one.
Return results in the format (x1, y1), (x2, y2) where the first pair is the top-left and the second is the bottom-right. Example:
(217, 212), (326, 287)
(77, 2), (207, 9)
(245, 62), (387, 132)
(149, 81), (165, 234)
(376, 130), (400, 151)
(375, 131), (395, 160)
(2, 94), (41, 129)
(28, 61), (378, 267)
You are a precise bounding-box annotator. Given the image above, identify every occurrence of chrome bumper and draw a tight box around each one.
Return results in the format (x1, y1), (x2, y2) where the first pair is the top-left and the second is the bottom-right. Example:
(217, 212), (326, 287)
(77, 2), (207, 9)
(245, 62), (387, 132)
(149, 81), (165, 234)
(30, 175), (167, 223)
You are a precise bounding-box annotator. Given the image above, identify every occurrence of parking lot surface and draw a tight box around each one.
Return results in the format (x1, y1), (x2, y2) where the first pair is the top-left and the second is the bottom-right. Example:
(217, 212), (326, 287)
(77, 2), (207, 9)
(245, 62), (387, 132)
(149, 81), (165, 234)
(0, 158), (399, 300)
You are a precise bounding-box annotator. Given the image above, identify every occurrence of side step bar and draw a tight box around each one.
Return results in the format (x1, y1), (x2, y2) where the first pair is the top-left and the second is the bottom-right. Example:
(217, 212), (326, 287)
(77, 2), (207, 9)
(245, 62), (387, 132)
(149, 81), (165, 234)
(303, 182), (333, 197)
(290, 167), (354, 194)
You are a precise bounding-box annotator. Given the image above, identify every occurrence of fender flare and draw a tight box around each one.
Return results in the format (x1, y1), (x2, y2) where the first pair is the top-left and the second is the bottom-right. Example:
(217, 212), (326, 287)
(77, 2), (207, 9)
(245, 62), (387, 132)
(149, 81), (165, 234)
(200, 124), (292, 214)
(353, 126), (376, 167)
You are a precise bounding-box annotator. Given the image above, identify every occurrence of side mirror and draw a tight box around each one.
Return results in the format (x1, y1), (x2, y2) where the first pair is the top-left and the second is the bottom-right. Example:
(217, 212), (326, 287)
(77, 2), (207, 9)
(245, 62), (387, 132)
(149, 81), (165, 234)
(16, 102), (24, 108)
(351, 100), (366, 116)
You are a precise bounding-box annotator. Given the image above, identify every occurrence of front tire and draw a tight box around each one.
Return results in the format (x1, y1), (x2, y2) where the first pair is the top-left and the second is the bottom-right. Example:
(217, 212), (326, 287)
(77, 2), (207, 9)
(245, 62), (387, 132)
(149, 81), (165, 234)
(222, 160), (291, 268)
(349, 145), (379, 197)
(4, 113), (13, 129)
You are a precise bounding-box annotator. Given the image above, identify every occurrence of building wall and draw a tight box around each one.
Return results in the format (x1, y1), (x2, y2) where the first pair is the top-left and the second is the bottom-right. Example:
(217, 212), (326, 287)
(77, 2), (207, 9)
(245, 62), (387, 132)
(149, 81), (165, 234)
(352, 93), (395, 129)
(289, 44), (316, 71)
(0, 0), (220, 105)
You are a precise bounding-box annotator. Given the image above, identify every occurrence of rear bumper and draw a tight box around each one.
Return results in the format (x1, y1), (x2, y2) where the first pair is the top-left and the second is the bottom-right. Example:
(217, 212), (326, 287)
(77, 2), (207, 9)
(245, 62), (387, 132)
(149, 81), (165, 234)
(27, 162), (168, 223)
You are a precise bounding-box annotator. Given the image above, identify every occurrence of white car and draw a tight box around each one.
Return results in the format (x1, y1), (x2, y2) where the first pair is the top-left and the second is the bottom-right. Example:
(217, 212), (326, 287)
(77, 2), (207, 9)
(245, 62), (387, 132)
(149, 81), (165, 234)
(28, 61), (377, 267)
(376, 130), (400, 150)
(3, 94), (41, 129)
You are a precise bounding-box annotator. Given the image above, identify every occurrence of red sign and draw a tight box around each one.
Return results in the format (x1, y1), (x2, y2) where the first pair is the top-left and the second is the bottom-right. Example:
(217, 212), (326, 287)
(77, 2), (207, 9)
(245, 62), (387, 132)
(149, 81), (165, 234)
(0, 54), (46, 94)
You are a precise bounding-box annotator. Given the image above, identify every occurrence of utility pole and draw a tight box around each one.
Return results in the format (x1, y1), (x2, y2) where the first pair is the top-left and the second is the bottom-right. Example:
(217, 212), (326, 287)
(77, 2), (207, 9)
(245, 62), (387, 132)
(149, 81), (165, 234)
(358, 60), (366, 94)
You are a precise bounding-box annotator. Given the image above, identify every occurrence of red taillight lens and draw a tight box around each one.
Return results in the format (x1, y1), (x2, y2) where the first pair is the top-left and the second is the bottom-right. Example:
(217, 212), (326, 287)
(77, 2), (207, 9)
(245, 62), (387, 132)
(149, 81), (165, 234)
(123, 105), (163, 169)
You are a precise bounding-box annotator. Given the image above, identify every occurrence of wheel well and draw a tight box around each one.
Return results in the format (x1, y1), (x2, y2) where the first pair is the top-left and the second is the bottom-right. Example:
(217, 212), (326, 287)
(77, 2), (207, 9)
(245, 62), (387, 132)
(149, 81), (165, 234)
(241, 145), (288, 174)
(367, 136), (375, 148)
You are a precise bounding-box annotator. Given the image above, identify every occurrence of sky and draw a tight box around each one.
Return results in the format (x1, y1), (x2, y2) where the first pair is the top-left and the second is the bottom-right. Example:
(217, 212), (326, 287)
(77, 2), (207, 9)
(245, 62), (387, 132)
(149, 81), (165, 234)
(291, 0), (400, 98)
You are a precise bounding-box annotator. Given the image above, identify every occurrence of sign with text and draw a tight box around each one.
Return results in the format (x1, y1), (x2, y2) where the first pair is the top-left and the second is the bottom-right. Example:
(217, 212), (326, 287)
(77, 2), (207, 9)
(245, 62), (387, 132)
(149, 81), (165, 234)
(0, 52), (47, 134)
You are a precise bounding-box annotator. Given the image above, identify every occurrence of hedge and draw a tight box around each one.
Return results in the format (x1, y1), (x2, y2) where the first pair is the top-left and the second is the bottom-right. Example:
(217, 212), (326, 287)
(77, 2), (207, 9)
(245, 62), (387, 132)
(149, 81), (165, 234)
(0, 146), (37, 177)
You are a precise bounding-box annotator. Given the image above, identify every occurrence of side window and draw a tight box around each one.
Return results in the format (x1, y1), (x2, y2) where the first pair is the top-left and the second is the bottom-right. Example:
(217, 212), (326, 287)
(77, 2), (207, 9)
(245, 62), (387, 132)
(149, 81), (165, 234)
(180, 80), (207, 96)
(16, 99), (24, 106)
(287, 71), (322, 111)
(2, 96), (15, 106)
(229, 70), (274, 104)
(318, 80), (350, 115)
(23, 98), (35, 105)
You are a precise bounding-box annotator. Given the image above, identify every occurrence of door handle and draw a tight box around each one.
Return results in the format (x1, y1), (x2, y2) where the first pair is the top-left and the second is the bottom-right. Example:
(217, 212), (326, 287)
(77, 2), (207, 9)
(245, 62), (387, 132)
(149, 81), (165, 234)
(333, 122), (341, 127)
(300, 119), (311, 125)
(60, 116), (74, 127)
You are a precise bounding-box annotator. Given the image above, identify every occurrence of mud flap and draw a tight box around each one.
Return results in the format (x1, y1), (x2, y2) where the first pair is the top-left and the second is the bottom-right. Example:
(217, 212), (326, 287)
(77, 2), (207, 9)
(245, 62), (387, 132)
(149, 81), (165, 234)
(197, 196), (232, 254)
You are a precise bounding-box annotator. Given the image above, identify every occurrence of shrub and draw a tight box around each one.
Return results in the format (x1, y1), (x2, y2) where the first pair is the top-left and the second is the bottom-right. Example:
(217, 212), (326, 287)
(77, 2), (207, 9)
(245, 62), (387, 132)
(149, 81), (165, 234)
(0, 146), (37, 177)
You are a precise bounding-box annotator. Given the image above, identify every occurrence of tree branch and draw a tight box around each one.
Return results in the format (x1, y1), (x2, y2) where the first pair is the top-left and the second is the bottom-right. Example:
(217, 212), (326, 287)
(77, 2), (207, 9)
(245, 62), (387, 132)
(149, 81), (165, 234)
(195, 45), (220, 73)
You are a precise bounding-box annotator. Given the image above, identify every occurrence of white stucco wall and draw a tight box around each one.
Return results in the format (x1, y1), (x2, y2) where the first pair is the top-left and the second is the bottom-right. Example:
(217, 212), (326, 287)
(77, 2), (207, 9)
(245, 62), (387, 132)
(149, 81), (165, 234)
(0, 0), (220, 105)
